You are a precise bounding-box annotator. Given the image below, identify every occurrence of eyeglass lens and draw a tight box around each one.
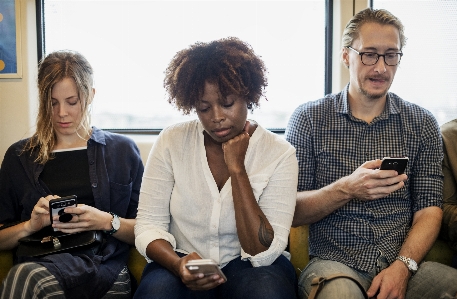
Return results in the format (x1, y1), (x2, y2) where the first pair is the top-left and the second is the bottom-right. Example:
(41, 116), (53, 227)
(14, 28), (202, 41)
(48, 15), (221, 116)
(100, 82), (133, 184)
(362, 53), (401, 66)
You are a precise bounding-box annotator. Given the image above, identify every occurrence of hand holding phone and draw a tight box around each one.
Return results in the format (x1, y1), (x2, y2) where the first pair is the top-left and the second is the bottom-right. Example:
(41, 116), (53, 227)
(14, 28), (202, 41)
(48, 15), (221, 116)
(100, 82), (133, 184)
(49, 195), (78, 231)
(380, 157), (409, 174)
(185, 259), (227, 282)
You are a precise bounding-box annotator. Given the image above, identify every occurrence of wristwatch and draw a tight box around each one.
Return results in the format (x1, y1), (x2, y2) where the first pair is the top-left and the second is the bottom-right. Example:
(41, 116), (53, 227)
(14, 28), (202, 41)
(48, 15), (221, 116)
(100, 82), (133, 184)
(396, 256), (418, 274)
(105, 212), (120, 235)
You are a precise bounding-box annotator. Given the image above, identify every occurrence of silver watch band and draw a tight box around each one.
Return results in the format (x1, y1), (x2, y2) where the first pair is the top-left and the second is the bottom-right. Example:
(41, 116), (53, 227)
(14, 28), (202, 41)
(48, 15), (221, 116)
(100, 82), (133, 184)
(396, 256), (418, 273)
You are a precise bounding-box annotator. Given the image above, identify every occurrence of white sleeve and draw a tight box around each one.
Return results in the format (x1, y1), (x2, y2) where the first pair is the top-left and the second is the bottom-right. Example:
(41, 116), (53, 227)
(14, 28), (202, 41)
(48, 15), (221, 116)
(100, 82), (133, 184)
(241, 147), (298, 267)
(134, 132), (176, 263)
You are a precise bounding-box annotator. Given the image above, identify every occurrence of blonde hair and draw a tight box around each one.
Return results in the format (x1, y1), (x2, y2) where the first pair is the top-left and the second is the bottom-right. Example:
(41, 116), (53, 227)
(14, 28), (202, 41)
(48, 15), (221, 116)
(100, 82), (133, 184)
(24, 50), (94, 164)
(342, 8), (406, 49)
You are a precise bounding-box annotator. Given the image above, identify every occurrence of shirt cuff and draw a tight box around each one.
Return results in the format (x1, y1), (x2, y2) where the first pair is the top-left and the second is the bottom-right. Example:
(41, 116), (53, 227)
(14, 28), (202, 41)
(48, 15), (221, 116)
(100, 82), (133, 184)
(135, 229), (177, 263)
(240, 235), (288, 267)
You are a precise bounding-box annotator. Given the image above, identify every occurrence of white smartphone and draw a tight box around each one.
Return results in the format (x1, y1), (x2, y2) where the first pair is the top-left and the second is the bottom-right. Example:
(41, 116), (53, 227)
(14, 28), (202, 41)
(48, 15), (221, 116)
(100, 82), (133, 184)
(380, 157), (409, 174)
(49, 195), (78, 231)
(185, 259), (227, 282)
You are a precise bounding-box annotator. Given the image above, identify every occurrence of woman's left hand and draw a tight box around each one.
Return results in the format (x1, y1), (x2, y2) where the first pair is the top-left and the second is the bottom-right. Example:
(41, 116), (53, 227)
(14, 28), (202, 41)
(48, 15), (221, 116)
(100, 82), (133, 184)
(222, 121), (250, 173)
(51, 204), (111, 233)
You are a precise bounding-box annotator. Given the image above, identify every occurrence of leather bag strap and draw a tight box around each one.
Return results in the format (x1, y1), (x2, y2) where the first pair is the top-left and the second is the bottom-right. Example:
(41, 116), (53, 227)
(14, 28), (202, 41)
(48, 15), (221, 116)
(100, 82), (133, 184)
(308, 273), (368, 299)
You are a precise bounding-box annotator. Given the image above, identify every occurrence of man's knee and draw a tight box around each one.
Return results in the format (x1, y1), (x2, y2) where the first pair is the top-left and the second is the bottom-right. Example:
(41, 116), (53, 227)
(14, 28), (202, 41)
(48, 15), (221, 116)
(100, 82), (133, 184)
(297, 259), (367, 299)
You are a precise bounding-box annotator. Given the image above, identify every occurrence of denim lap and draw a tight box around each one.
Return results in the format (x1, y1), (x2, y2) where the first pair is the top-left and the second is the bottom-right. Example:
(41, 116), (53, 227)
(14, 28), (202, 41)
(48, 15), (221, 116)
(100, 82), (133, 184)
(406, 261), (457, 299)
(133, 253), (297, 299)
(220, 254), (297, 299)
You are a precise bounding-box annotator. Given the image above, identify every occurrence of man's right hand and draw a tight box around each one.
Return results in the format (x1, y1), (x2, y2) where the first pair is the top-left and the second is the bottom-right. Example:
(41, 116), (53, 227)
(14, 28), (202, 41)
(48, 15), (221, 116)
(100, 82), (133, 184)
(341, 159), (408, 201)
(293, 159), (408, 226)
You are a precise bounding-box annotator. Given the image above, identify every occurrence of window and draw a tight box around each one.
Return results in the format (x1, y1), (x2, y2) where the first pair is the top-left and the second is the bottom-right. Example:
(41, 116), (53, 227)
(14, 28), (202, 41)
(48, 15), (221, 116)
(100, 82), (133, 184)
(40, 1), (327, 131)
(373, 0), (457, 126)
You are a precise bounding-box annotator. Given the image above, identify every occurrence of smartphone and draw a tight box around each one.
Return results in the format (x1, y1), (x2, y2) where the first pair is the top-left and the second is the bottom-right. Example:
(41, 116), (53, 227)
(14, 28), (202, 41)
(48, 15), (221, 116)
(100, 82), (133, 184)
(185, 259), (227, 282)
(380, 157), (409, 174)
(49, 195), (78, 231)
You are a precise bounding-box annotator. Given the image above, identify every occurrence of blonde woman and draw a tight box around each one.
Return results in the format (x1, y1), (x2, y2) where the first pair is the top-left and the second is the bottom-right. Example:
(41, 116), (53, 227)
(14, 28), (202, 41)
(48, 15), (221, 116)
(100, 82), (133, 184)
(0, 50), (144, 299)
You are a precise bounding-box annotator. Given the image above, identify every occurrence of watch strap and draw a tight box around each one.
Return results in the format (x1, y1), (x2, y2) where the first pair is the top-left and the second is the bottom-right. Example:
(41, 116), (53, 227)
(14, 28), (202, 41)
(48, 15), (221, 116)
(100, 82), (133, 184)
(396, 256), (417, 273)
(104, 212), (119, 235)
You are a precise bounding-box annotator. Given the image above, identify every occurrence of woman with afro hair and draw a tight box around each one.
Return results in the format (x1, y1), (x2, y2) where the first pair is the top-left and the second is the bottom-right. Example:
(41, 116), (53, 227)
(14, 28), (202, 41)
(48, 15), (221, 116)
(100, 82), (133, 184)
(134, 37), (299, 299)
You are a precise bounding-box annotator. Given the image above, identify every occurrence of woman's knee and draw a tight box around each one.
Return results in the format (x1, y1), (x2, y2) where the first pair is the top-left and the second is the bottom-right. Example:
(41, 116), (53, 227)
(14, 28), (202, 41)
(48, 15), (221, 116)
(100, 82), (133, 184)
(1, 263), (64, 299)
(134, 263), (188, 299)
(222, 256), (297, 299)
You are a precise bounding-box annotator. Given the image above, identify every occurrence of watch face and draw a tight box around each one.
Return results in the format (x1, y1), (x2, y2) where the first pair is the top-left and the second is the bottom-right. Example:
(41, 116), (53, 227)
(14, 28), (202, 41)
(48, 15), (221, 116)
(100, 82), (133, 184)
(409, 259), (418, 271)
(112, 215), (121, 230)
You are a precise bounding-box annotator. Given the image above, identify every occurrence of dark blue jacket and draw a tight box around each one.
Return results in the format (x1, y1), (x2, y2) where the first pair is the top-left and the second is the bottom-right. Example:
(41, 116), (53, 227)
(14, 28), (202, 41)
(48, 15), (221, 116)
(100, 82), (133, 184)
(0, 127), (144, 299)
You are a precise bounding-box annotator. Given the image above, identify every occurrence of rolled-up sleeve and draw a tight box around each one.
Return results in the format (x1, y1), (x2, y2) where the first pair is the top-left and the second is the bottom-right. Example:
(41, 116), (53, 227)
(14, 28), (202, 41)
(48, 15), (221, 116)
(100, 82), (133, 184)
(241, 146), (298, 267)
(411, 112), (443, 213)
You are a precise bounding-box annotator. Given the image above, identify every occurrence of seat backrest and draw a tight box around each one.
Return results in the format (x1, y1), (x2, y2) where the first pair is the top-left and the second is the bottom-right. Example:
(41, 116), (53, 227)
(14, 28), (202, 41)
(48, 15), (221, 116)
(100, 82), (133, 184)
(289, 225), (309, 275)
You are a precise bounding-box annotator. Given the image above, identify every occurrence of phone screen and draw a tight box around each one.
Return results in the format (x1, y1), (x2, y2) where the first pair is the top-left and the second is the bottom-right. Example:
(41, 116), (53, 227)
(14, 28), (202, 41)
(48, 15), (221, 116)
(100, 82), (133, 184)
(380, 157), (409, 174)
(185, 259), (227, 281)
(49, 195), (78, 231)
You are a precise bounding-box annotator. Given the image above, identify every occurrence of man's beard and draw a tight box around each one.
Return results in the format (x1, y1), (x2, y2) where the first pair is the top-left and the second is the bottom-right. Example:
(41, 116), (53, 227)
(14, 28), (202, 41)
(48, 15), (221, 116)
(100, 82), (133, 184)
(358, 80), (392, 100)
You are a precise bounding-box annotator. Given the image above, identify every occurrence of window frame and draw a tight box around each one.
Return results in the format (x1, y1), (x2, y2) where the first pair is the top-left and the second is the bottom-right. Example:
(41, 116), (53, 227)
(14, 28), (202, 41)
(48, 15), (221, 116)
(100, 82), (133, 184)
(35, 0), (334, 134)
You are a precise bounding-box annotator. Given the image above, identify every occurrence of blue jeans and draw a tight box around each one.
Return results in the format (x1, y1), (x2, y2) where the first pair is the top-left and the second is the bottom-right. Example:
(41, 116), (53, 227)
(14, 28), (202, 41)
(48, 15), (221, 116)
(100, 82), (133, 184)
(133, 253), (297, 299)
(298, 257), (457, 299)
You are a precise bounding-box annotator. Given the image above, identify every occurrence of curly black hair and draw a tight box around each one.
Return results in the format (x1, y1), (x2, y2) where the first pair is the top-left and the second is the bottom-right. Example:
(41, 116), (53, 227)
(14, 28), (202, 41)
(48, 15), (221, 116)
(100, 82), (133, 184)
(163, 37), (268, 114)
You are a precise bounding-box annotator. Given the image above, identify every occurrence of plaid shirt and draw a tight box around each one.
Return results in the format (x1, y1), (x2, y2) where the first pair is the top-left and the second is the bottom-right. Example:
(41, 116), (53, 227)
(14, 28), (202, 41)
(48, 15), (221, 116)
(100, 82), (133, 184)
(285, 85), (443, 272)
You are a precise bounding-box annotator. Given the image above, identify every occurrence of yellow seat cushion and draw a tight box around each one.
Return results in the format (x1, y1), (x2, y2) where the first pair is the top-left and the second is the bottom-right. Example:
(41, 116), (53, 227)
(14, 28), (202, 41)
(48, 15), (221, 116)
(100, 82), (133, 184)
(0, 250), (14, 283)
(289, 225), (309, 275)
(424, 238), (455, 266)
(128, 247), (147, 283)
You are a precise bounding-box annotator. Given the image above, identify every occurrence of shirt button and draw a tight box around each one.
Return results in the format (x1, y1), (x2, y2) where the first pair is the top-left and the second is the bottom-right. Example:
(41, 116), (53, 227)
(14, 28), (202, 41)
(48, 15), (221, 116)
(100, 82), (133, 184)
(91, 183), (98, 188)
(89, 160), (95, 165)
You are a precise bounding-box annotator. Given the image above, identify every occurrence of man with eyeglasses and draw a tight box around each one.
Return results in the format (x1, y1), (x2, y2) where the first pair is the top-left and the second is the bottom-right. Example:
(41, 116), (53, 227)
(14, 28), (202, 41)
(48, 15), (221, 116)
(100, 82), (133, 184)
(286, 7), (457, 299)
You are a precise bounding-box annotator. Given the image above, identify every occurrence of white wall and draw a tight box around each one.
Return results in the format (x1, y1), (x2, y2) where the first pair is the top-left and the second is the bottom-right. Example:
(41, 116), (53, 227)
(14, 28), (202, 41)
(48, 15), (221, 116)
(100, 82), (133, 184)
(0, 0), (369, 165)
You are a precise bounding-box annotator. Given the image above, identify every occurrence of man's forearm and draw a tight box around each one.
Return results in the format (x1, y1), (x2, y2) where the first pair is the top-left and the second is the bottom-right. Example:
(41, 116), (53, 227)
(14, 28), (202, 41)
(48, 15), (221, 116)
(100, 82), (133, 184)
(292, 178), (352, 226)
(398, 206), (442, 263)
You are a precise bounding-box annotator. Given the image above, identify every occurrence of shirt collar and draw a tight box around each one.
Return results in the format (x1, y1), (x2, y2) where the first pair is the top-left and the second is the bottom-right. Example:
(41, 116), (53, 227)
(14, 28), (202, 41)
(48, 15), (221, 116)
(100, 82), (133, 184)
(338, 83), (401, 119)
(89, 126), (106, 145)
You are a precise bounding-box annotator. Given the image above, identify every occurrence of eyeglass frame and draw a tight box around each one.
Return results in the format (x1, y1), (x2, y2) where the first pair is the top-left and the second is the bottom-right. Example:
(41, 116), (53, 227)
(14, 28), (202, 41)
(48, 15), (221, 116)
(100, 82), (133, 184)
(346, 46), (403, 66)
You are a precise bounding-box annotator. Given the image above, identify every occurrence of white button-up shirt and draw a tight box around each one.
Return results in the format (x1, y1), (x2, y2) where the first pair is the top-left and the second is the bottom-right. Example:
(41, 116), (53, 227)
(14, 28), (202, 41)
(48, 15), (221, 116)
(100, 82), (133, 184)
(135, 120), (298, 267)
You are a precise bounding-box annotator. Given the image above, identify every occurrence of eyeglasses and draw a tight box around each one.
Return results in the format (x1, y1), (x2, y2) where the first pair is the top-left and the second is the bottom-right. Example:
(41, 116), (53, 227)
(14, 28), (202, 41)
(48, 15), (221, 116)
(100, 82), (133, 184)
(346, 46), (403, 66)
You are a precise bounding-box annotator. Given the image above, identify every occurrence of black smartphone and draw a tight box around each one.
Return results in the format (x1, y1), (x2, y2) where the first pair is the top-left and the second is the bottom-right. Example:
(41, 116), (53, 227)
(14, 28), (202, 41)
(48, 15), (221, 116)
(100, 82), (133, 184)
(185, 259), (227, 282)
(49, 195), (78, 231)
(380, 157), (409, 174)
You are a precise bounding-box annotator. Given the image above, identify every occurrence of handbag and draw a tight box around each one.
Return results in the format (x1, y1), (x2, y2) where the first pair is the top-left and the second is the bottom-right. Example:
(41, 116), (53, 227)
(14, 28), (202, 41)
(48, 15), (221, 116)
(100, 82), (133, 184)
(17, 226), (103, 258)
(308, 273), (368, 299)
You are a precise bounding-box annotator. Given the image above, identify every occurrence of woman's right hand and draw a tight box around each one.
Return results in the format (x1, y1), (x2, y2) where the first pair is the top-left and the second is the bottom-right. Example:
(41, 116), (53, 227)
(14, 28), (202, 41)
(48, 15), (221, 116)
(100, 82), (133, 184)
(176, 252), (226, 291)
(25, 195), (57, 233)
(0, 195), (58, 250)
